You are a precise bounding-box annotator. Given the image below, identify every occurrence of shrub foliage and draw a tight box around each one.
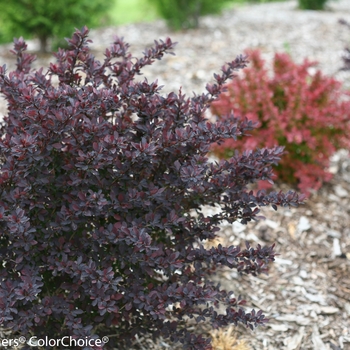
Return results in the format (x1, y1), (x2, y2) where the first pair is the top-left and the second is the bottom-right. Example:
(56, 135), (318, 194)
(0, 28), (304, 349)
(298, 0), (328, 10)
(148, 0), (233, 30)
(211, 49), (350, 195)
(0, 0), (111, 52)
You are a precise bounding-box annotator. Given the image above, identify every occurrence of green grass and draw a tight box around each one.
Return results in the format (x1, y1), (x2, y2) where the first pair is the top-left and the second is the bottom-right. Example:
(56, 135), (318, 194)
(109, 0), (159, 26)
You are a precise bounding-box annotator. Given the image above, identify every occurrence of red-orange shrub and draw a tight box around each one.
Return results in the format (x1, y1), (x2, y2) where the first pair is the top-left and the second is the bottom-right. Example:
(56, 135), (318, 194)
(211, 50), (350, 195)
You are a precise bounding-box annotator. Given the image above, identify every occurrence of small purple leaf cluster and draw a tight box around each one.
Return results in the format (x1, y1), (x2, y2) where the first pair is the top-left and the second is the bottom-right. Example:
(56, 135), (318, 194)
(0, 27), (304, 349)
(339, 19), (350, 71)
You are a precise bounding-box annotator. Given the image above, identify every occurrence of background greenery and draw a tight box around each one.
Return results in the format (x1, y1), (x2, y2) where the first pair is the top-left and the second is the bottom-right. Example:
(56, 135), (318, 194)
(146, 0), (236, 30)
(298, 0), (328, 9)
(0, 0), (112, 52)
(112, 0), (288, 28)
(0, 0), (323, 52)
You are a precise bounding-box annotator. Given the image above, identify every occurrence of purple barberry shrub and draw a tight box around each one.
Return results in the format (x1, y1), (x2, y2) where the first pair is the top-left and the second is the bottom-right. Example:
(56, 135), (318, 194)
(0, 27), (304, 349)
